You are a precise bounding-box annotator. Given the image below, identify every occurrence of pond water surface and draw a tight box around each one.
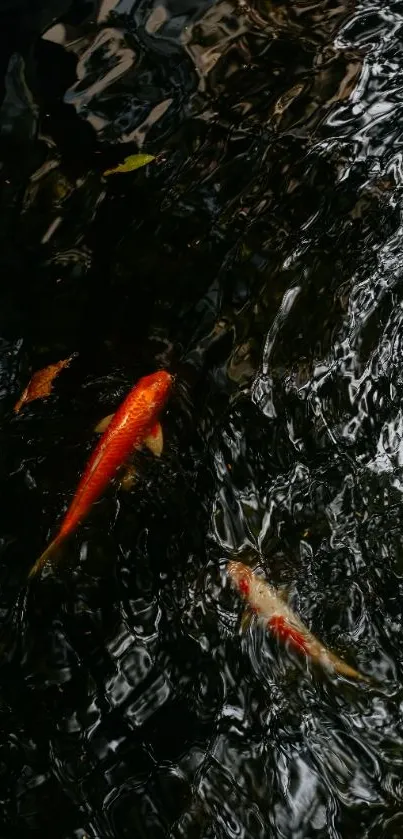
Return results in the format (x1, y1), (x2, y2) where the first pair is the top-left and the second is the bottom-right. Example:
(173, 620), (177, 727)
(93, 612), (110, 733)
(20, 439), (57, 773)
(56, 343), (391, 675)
(1, 1), (403, 837)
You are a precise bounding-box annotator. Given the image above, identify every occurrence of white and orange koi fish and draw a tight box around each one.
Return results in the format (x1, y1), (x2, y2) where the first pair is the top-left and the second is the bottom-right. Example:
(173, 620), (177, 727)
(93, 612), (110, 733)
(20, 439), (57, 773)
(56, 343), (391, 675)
(227, 561), (369, 683)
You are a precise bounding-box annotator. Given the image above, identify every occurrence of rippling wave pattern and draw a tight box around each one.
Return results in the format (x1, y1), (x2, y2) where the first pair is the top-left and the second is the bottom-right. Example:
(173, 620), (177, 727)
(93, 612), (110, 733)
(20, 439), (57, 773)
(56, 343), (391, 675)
(2, 0), (403, 836)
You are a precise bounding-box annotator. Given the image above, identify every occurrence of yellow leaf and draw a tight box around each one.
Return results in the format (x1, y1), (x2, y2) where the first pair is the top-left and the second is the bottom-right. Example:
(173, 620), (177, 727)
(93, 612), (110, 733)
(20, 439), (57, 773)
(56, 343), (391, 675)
(14, 355), (76, 413)
(103, 154), (155, 177)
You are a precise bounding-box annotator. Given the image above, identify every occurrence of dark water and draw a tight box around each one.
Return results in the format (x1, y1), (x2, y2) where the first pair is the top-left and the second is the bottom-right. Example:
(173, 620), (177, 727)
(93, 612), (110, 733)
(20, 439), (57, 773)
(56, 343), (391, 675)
(2, 0), (403, 836)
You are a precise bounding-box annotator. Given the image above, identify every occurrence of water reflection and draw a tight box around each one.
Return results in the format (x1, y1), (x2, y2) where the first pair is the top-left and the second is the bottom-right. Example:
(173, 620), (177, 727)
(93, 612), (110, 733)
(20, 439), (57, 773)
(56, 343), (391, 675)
(2, 0), (403, 836)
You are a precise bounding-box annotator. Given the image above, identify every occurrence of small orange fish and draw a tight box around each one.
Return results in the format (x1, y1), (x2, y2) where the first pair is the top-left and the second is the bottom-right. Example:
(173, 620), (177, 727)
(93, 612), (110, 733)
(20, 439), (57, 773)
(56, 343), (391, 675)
(29, 370), (173, 578)
(227, 561), (369, 683)
(14, 356), (75, 413)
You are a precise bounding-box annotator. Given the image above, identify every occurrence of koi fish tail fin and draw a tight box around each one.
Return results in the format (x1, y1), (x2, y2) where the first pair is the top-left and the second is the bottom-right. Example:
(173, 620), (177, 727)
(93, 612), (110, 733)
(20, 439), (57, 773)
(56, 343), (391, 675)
(331, 654), (371, 685)
(343, 664), (371, 685)
(28, 536), (63, 580)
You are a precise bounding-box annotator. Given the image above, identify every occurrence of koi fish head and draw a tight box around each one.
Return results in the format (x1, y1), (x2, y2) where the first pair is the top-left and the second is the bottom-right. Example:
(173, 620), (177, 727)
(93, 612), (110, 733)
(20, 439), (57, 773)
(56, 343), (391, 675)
(227, 561), (254, 598)
(137, 370), (173, 409)
(227, 560), (275, 616)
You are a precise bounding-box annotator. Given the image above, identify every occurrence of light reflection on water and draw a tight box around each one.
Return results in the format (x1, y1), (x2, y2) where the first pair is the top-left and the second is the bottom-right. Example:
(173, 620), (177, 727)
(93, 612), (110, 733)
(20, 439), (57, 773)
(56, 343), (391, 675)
(1, 0), (403, 837)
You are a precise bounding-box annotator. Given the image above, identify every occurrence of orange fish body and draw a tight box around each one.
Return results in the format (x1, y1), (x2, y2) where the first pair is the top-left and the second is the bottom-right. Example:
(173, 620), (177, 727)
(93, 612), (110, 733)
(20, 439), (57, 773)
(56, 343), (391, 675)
(29, 370), (172, 578)
(227, 561), (369, 682)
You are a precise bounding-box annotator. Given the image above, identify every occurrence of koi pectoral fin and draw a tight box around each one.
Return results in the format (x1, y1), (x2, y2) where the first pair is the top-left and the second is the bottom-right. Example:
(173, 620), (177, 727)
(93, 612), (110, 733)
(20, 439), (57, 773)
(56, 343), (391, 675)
(144, 422), (163, 457)
(120, 465), (137, 491)
(94, 417), (163, 458)
(94, 413), (114, 434)
(277, 585), (290, 603)
(240, 606), (254, 633)
(118, 422), (163, 491)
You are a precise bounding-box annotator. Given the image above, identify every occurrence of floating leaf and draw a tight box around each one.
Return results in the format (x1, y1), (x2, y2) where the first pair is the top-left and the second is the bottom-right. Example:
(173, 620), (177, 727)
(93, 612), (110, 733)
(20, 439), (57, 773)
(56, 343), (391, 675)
(103, 154), (155, 177)
(14, 355), (76, 413)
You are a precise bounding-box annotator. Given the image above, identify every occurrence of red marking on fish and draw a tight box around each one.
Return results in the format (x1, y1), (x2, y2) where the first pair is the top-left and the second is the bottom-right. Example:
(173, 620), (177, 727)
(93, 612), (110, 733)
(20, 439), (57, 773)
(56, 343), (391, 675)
(29, 370), (173, 577)
(239, 576), (250, 597)
(269, 615), (309, 654)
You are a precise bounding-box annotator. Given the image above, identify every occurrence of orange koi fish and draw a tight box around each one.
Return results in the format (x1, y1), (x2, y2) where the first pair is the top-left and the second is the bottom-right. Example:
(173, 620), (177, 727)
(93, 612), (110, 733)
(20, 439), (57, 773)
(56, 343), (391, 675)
(227, 561), (369, 682)
(29, 370), (173, 578)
